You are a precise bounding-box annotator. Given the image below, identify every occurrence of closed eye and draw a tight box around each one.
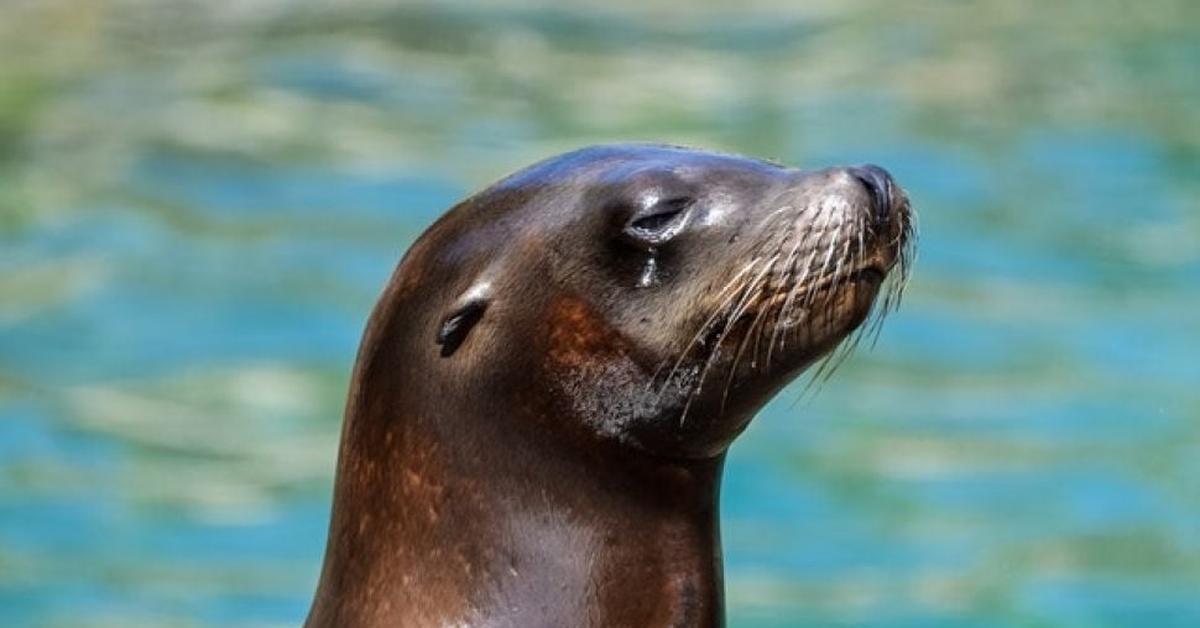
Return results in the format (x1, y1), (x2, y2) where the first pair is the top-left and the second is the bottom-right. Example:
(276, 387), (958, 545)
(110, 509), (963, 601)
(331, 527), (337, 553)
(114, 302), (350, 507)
(624, 197), (693, 245)
(631, 198), (689, 230)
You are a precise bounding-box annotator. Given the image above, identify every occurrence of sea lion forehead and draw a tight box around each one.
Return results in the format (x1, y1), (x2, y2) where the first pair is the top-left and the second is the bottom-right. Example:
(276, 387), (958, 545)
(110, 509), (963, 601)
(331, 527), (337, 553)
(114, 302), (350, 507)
(495, 144), (786, 191)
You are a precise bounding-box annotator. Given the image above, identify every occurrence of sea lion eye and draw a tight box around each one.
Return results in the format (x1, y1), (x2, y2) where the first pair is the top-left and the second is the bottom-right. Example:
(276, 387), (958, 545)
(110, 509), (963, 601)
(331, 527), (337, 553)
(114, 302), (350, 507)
(623, 197), (692, 246)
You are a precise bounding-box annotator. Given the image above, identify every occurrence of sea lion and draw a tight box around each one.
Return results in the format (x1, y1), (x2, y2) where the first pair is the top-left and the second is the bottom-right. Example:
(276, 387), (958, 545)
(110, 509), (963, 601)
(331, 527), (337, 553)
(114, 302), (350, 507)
(305, 144), (915, 627)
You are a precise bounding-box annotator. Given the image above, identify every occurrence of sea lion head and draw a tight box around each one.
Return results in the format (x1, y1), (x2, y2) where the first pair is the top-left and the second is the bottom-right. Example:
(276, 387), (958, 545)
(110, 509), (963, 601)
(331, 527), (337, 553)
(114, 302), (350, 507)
(366, 144), (915, 460)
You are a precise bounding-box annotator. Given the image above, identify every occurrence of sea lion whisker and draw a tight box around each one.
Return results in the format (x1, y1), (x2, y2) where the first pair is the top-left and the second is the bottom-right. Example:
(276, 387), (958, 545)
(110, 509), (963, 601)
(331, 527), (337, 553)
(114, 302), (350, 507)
(655, 268), (764, 416)
(651, 256), (766, 397)
(679, 253), (779, 427)
(765, 233), (807, 365)
(818, 311), (869, 386)
(796, 333), (839, 403)
(777, 244), (822, 349)
(815, 218), (846, 328)
(760, 212), (806, 361)
(721, 293), (774, 412)
(804, 205), (839, 309)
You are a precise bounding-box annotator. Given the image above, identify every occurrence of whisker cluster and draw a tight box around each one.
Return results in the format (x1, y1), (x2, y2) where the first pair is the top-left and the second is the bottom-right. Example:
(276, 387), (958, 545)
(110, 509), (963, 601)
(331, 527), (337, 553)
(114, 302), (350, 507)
(652, 190), (917, 425)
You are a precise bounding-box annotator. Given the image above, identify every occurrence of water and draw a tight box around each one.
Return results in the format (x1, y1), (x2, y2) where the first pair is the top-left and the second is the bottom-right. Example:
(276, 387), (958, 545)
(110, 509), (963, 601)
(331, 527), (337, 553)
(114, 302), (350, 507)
(1, 1), (1197, 626)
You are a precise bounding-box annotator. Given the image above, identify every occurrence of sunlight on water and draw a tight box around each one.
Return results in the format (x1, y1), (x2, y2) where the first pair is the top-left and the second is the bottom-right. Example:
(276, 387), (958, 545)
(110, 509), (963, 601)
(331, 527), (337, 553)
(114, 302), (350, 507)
(1, 1), (1197, 626)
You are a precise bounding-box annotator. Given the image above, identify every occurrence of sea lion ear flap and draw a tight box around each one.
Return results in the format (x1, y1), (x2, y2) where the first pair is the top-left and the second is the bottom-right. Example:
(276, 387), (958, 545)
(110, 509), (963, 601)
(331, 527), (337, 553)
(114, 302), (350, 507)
(436, 285), (490, 358)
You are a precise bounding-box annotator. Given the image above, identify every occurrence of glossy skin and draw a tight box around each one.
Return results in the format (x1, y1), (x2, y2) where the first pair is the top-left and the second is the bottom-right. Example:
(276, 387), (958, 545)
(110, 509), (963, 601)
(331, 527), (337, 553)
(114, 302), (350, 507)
(305, 145), (914, 627)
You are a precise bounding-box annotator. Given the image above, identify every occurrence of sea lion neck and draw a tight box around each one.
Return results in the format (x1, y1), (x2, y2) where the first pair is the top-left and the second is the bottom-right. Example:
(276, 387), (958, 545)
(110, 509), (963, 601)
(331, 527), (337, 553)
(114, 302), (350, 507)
(306, 367), (728, 628)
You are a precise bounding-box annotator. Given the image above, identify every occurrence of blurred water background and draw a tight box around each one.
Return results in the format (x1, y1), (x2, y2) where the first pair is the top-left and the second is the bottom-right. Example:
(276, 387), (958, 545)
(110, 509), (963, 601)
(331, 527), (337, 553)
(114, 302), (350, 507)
(1, 1), (1197, 626)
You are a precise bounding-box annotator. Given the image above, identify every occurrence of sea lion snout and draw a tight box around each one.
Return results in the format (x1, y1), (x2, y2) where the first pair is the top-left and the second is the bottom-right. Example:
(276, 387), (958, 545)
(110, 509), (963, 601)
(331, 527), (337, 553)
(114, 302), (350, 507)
(778, 164), (913, 276)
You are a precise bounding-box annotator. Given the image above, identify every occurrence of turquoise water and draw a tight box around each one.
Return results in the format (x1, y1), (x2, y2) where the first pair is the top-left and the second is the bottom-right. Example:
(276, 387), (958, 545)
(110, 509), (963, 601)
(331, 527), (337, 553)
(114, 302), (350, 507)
(1, 1), (1197, 626)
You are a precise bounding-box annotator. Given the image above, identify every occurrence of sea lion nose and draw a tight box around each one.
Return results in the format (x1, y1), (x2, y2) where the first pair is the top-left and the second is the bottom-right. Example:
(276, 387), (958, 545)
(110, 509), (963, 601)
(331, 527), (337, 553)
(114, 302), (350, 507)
(848, 164), (895, 226)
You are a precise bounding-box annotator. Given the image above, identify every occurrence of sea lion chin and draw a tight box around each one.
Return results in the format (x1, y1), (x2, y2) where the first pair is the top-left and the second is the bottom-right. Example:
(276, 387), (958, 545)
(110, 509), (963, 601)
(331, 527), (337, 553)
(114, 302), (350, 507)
(306, 144), (915, 627)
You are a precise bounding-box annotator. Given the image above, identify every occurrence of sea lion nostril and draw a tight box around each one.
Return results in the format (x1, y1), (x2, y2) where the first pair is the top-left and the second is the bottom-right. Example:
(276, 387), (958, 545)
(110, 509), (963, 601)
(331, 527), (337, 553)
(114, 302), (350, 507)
(849, 164), (894, 225)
